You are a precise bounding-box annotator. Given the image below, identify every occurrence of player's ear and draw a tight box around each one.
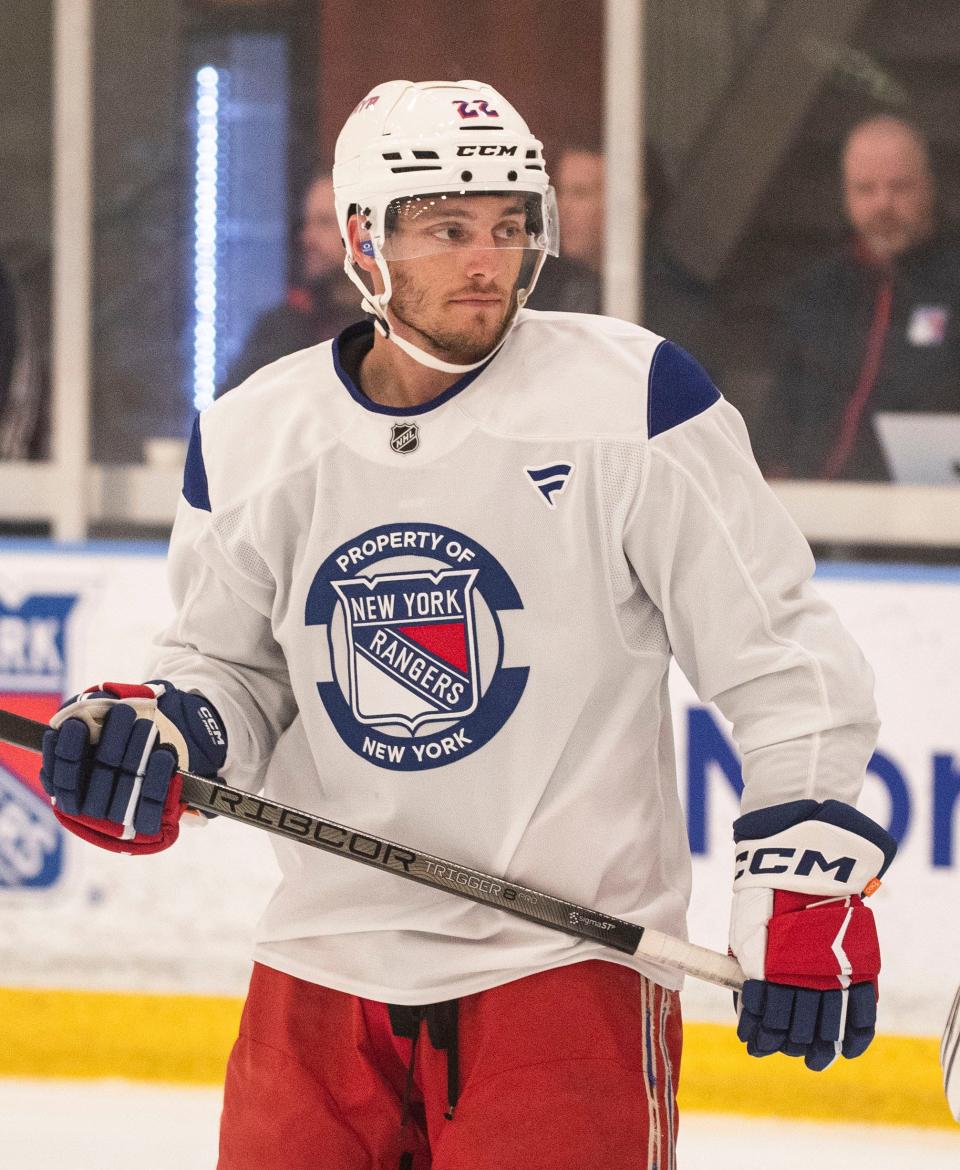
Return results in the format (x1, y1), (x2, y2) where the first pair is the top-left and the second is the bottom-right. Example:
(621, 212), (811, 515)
(346, 213), (378, 274)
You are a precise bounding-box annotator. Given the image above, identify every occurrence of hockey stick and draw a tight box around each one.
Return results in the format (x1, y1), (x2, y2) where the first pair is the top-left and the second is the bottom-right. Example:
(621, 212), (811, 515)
(0, 706), (744, 991)
(942, 982), (960, 1121)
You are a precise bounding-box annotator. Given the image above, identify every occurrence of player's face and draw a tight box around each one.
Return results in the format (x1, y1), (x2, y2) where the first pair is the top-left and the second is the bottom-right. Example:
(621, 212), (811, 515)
(843, 125), (935, 262)
(385, 195), (528, 365)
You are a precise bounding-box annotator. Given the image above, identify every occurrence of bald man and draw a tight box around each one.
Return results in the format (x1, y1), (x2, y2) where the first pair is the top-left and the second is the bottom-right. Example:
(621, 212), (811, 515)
(843, 117), (935, 263)
(761, 115), (960, 480)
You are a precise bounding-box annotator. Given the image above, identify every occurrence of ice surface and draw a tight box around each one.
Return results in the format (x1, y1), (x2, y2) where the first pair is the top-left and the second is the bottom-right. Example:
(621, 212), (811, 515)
(0, 1078), (956, 1170)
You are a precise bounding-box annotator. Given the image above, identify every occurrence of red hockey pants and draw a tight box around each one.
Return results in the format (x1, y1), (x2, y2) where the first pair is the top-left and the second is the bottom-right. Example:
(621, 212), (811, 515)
(218, 958), (681, 1170)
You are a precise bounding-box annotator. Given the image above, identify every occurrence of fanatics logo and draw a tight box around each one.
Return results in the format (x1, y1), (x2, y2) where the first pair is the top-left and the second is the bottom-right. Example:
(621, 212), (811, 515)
(390, 422), (420, 454)
(524, 462), (574, 508)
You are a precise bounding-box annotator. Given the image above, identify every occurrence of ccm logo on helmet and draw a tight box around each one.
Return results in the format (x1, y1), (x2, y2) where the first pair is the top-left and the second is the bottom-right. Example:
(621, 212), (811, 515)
(735, 847), (857, 884)
(456, 144), (518, 157)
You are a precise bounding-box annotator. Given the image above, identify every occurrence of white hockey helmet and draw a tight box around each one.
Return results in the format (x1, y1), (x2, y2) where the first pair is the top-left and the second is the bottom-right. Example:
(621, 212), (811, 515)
(333, 79), (559, 373)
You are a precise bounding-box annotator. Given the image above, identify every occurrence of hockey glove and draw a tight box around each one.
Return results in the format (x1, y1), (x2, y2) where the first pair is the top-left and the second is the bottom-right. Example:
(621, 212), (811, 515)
(729, 799), (897, 1071)
(40, 681), (227, 855)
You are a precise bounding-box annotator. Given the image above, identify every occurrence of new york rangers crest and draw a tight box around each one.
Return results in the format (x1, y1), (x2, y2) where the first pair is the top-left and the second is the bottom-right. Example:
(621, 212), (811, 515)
(306, 523), (528, 771)
(332, 569), (479, 733)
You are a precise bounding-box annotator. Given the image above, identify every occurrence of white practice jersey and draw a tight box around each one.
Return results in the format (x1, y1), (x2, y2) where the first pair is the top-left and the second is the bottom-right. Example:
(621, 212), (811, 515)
(153, 309), (879, 1003)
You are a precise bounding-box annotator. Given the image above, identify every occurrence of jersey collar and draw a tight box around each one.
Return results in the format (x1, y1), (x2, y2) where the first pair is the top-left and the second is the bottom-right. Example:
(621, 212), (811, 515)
(332, 320), (496, 417)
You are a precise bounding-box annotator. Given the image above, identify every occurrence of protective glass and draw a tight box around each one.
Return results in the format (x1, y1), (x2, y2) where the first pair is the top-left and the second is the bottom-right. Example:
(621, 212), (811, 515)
(367, 187), (560, 262)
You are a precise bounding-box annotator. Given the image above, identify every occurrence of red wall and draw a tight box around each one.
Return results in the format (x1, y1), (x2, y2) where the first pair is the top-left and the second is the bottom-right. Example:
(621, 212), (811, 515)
(316, 0), (603, 168)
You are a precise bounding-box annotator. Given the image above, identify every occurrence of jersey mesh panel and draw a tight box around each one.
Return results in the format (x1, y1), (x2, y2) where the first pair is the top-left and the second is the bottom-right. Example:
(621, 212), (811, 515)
(213, 504), (274, 588)
(598, 441), (669, 655)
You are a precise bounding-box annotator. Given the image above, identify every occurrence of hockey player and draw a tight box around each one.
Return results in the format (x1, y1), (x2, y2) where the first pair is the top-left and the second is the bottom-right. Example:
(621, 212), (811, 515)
(40, 81), (896, 1170)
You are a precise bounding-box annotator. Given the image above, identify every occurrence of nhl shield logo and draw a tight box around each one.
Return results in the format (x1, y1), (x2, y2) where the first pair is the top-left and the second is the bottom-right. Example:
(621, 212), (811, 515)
(390, 422), (419, 454)
(332, 568), (479, 733)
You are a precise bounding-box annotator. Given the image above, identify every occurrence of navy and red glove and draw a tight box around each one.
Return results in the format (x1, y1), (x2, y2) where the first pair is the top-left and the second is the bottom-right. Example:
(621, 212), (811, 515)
(729, 799), (897, 1070)
(39, 681), (227, 855)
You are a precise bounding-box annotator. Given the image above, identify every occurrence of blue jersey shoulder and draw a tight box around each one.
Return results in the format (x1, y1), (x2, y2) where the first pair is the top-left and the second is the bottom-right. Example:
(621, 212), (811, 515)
(182, 416), (212, 512)
(647, 339), (721, 439)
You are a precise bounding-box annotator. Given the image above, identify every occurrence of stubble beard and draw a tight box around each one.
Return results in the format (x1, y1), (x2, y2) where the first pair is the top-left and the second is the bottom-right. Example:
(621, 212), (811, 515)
(859, 210), (932, 262)
(862, 217), (910, 261)
(388, 272), (516, 365)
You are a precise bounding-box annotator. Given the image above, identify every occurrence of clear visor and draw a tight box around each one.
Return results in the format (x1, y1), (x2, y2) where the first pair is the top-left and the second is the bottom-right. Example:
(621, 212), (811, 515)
(364, 187), (559, 262)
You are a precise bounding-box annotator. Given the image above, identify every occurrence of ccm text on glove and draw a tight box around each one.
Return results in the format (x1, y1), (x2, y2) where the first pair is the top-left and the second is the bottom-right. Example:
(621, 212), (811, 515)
(729, 799), (897, 1071)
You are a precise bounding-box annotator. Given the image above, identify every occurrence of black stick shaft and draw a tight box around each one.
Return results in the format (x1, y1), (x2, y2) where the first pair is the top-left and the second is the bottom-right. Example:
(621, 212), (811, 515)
(182, 772), (642, 952)
(0, 704), (744, 988)
(0, 706), (640, 953)
(0, 707), (45, 753)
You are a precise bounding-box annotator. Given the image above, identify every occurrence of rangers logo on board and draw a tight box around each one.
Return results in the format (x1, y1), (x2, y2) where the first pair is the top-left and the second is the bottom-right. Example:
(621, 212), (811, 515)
(0, 594), (78, 890)
(390, 422), (420, 454)
(306, 523), (527, 771)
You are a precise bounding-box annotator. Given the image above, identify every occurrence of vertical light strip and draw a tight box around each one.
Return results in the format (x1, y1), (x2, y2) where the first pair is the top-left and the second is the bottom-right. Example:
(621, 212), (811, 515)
(193, 66), (221, 411)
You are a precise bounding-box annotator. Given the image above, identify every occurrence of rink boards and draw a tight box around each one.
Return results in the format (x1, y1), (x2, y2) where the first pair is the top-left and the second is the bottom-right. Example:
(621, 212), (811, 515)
(0, 543), (957, 1126)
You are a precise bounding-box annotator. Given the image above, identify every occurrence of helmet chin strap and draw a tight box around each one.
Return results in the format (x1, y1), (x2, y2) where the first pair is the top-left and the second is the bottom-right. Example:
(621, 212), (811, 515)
(343, 252), (543, 376)
(377, 311), (509, 375)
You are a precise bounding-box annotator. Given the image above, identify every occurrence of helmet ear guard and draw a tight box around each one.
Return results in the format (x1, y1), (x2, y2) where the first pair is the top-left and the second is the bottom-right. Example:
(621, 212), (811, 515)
(343, 210), (394, 340)
(333, 79), (558, 374)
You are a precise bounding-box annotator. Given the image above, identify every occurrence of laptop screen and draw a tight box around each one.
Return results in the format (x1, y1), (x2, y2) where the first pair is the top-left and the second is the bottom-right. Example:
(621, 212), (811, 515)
(873, 413), (960, 485)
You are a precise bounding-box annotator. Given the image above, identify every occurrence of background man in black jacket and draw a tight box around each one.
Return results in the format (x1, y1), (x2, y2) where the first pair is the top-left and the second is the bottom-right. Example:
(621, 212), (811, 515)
(761, 115), (960, 481)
